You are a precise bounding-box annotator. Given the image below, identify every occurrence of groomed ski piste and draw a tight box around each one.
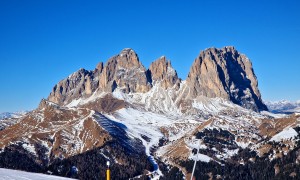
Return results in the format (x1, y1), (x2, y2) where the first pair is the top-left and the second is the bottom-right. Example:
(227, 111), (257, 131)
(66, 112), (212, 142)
(0, 168), (74, 180)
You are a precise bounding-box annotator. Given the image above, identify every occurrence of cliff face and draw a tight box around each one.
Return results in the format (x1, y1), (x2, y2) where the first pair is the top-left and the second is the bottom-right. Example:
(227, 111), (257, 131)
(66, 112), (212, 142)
(186, 46), (267, 111)
(149, 56), (181, 89)
(48, 68), (97, 105)
(48, 48), (151, 105)
(48, 46), (267, 111)
(98, 48), (151, 93)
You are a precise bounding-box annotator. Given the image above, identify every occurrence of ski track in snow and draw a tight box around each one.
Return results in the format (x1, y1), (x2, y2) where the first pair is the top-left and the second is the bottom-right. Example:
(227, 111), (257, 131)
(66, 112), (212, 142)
(103, 108), (166, 178)
(94, 111), (170, 179)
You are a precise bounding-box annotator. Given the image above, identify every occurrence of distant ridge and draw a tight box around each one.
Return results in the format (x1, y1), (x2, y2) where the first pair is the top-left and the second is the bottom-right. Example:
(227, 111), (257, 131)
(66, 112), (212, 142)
(265, 100), (300, 114)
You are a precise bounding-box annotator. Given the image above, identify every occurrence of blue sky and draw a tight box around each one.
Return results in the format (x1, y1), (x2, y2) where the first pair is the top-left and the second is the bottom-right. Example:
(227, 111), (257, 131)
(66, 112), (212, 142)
(0, 0), (300, 113)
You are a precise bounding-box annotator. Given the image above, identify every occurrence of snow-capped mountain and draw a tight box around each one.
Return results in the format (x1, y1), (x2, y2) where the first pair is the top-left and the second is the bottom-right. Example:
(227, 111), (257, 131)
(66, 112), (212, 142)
(1, 47), (299, 179)
(265, 100), (300, 114)
(0, 111), (27, 120)
(0, 111), (28, 131)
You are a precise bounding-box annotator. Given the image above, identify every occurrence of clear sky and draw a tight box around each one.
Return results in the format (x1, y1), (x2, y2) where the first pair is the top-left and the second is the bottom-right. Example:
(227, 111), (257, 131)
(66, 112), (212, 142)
(0, 0), (300, 113)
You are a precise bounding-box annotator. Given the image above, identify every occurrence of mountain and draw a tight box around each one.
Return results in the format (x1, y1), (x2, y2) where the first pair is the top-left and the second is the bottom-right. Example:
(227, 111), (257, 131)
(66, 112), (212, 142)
(0, 99), (111, 159)
(0, 111), (28, 131)
(4, 47), (300, 180)
(149, 56), (181, 89)
(0, 111), (27, 120)
(47, 47), (267, 112)
(0, 99), (152, 179)
(48, 48), (151, 106)
(265, 100), (300, 114)
(186, 47), (267, 111)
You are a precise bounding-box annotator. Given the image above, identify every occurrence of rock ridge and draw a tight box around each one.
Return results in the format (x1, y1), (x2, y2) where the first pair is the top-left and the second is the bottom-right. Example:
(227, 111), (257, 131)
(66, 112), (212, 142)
(47, 47), (267, 112)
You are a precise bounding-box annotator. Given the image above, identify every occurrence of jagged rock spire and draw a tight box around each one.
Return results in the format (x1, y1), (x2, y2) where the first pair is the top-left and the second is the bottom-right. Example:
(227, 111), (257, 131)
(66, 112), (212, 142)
(149, 56), (181, 89)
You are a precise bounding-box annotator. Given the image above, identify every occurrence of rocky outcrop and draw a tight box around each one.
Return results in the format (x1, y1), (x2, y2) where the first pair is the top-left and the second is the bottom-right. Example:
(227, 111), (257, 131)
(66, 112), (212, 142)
(149, 56), (181, 89)
(94, 62), (103, 78)
(48, 49), (152, 105)
(48, 68), (98, 105)
(186, 46), (267, 111)
(98, 48), (151, 93)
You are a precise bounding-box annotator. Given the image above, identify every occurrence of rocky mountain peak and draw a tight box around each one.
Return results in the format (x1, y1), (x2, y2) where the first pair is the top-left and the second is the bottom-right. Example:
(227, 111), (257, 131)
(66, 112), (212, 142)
(187, 46), (267, 111)
(47, 47), (267, 111)
(149, 56), (180, 89)
(223, 46), (236, 52)
(48, 68), (97, 105)
(98, 48), (151, 93)
(95, 62), (103, 73)
(117, 48), (141, 68)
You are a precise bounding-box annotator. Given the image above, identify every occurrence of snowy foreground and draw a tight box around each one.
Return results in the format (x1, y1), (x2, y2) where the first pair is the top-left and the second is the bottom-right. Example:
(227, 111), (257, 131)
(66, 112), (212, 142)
(0, 168), (74, 180)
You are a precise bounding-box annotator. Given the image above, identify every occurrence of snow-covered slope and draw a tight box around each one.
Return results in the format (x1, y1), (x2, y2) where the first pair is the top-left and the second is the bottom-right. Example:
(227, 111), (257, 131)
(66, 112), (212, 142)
(270, 127), (298, 142)
(0, 168), (73, 180)
(104, 107), (200, 178)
